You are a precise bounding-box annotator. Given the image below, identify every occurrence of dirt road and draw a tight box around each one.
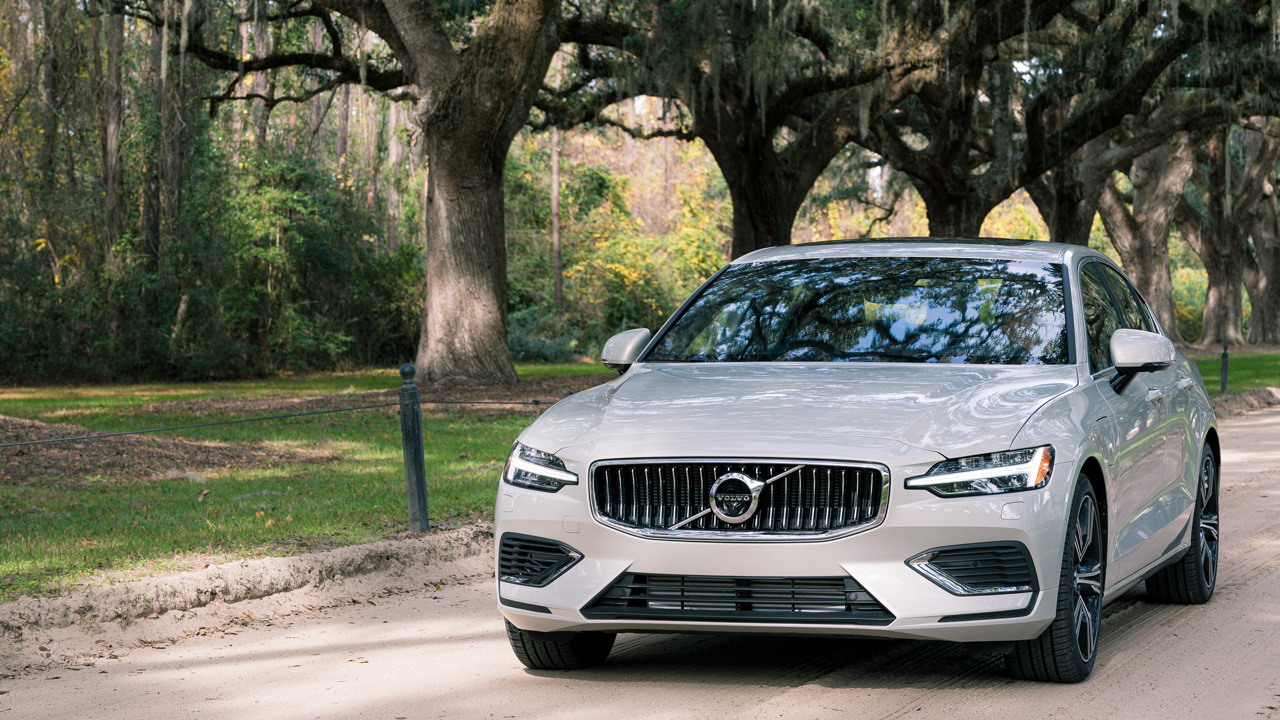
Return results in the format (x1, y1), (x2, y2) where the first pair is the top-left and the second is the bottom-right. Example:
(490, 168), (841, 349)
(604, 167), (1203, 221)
(5, 408), (1280, 720)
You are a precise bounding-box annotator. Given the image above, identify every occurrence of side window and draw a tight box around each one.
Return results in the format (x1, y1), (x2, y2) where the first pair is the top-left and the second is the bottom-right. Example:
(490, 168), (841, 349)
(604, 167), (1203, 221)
(1079, 263), (1123, 373)
(1098, 264), (1153, 332)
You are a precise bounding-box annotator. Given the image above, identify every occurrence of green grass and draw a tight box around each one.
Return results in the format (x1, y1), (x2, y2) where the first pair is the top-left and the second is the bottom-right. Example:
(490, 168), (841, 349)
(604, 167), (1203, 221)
(1190, 352), (1280, 396)
(0, 363), (610, 602)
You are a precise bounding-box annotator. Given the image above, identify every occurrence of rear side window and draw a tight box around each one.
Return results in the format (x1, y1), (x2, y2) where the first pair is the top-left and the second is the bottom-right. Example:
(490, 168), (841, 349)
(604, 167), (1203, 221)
(1079, 263), (1123, 373)
(1097, 264), (1153, 332)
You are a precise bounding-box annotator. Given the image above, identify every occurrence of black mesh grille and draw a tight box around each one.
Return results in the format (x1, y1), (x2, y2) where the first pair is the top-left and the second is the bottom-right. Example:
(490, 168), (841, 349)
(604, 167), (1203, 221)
(592, 462), (884, 533)
(925, 543), (1037, 591)
(497, 534), (581, 587)
(582, 573), (894, 625)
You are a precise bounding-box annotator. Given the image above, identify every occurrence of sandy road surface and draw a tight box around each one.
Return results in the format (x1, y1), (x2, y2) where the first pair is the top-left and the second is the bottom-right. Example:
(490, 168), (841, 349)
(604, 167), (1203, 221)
(5, 409), (1280, 720)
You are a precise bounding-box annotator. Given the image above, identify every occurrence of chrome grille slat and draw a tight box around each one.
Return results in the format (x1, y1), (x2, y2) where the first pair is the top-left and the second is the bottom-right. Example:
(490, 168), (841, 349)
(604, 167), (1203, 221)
(592, 460), (886, 535)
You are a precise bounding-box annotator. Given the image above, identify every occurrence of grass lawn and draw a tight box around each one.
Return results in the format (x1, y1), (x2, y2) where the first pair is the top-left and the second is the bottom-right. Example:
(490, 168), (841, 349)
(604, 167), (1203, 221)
(1190, 352), (1280, 396)
(0, 363), (613, 602)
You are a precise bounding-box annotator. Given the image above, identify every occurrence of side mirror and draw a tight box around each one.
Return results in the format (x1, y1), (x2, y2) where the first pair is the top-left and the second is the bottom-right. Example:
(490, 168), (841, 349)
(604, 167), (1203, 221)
(1109, 329), (1176, 392)
(601, 328), (651, 373)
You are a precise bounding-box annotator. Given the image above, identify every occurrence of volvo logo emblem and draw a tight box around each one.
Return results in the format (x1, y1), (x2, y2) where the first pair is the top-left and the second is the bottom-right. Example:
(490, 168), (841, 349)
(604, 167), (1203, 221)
(709, 472), (766, 524)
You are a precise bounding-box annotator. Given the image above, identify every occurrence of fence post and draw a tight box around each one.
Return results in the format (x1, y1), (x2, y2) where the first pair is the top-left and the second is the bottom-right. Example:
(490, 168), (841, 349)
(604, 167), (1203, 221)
(1220, 343), (1229, 395)
(399, 363), (430, 533)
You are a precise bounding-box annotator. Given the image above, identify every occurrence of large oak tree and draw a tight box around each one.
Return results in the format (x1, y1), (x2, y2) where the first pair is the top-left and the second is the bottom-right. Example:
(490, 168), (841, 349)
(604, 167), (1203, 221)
(131, 0), (561, 384)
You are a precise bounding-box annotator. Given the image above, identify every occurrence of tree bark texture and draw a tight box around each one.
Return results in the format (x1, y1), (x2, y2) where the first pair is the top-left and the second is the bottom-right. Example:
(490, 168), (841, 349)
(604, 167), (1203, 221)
(1096, 132), (1195, 340)
(402, 0), (559, 385)
(1247, 189), (1280, 344)
(103, 7), (124, 253)
(251, 0), (273, 149)
(231, 0), (248, 169)
(690, 86), (853, 259)
(140, 20), (163, 273)
(37, 0), (59, 261)
(1027, 136), (1111, 246)
(336, 83), (349, 179)
(550, 125), (563, 310)
(1185, 123), (1280, 346)
(1243, 122), (1280, 345)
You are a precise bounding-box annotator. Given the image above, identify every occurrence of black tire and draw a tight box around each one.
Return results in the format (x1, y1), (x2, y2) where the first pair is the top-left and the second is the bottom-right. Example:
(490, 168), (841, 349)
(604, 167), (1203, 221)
(1006, 475), (1104, 683)
(505, 620), (616, 670)
(1146, 443), (1219, 604)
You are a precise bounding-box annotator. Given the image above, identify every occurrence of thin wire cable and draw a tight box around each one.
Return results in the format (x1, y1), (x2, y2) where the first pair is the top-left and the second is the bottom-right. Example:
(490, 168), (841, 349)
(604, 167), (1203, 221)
(0, 397), (550, 450)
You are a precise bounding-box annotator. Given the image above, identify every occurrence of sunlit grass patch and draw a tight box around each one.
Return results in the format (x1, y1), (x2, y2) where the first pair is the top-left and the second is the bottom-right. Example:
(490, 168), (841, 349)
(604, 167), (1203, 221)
(1191, 352), (1280, 396)
(0, 364), (603, 601)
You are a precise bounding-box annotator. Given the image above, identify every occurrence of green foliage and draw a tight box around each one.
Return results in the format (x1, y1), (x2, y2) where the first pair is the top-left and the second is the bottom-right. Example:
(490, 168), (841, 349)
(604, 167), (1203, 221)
(504, 131), (728, 361)
(0, 132), (422, 382)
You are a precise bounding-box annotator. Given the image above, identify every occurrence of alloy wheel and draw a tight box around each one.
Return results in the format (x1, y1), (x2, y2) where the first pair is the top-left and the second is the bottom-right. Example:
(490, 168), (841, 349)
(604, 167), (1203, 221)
(1198, 453), (1220, 592)
(1072, 493), (1103, 664)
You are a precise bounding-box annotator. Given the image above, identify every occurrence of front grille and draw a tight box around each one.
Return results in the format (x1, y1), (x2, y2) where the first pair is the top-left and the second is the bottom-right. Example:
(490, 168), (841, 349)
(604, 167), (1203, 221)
(592, 461), (885, 534)
(910, 542), (1037, 595)
(582, 573), (894, 625)
(497, 534), (582, 587)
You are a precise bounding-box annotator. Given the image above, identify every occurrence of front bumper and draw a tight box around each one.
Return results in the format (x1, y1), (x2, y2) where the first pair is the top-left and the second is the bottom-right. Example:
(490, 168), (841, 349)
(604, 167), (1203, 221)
(495, 457), (1076, 644)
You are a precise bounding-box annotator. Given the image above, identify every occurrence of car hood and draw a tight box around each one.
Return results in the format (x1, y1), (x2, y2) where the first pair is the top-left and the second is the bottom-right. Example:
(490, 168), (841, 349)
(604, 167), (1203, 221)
(522, 362), (1079, 459)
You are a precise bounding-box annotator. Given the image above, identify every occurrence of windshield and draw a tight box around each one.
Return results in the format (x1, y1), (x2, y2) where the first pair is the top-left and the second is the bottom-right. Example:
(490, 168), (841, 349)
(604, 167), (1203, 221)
(646, 257), (1069, 365)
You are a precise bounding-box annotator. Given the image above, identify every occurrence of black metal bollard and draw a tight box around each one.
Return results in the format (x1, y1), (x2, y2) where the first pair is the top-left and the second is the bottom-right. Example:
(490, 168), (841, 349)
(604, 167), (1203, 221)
(1221, 343), (1229, 395)
(399, 363), (430, 533)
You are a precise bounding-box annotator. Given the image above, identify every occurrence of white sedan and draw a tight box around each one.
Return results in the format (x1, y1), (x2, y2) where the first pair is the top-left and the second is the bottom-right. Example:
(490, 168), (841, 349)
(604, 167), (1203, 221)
(495, 238), (1219, 683)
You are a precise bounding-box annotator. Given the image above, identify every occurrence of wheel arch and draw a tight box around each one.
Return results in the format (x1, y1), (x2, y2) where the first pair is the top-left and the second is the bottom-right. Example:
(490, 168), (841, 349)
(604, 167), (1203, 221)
(1204, 426), (1221, 466)
(1078, 455), (1110, 574)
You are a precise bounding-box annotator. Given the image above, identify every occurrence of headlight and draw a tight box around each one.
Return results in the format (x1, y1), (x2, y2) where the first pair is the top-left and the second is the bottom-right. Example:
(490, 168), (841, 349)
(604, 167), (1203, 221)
(906, 446), (1054, 497)
(503, 442), (578, 492)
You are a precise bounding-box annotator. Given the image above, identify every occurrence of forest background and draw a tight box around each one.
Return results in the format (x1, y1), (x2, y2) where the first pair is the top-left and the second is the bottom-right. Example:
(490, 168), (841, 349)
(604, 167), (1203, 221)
(3, 0), (1279, 385)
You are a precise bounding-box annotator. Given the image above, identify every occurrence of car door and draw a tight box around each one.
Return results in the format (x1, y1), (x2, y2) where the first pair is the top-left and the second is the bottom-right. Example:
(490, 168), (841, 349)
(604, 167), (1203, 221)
(1096, 262), (1193, 560)
(1078, 261), (1172, 585)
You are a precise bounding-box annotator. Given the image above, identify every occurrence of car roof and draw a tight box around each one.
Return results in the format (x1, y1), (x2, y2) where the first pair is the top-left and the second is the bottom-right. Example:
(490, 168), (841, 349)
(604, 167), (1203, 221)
(732, 237), (1106, 266)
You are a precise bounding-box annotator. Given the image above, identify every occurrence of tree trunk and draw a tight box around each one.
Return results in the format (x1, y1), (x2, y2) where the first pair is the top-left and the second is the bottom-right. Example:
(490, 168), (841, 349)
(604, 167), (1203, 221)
(415, 139), (518, 385)
(37, 0), (59, 269)
(917, 185), (987, 238)
(387, 101), (408, 249)
(336, 84), (350, 180)
(1198, 130), (1249, 347)
(1185, 123), (1280, 347)
(231, 0), (248, 169)
(1246, 198), (1280, 343)
(103, 6), (124, 252)
(1096, 133), (1193, 339)
(1028, 136), (1112, 246)
(550, 125), (563, 310)
(408, 0), (559, 385)
(139, 18), (164, 274)
(251, 0), (272, 149)
(308, 24), (328, 144)
(699, 130), (815, 259)
(1243, 125), (1280, 346)
(724, 171), (804, 258)
(1200, 243), (1248, 347)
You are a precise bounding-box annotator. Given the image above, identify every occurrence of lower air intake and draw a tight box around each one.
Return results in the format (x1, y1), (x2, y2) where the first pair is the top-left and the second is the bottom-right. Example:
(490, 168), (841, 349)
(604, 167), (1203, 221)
(498, 534), (582, 587)
(909, 542), (1038, 595)
(582, 573), (894, 625)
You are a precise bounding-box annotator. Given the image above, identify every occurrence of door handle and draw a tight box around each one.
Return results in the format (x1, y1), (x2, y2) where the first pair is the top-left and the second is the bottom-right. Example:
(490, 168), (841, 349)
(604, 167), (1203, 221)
(1178, 377), (1195, 390)
(1146, 388), (1166, 402)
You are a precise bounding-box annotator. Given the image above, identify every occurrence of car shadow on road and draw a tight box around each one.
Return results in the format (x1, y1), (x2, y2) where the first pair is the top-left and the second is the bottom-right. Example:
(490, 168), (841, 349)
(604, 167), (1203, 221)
(525, 632), (1011, 690)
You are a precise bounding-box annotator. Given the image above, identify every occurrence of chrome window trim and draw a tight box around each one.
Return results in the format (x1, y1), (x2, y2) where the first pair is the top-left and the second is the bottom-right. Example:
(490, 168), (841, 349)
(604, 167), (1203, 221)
(587, 457), (891, 543)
